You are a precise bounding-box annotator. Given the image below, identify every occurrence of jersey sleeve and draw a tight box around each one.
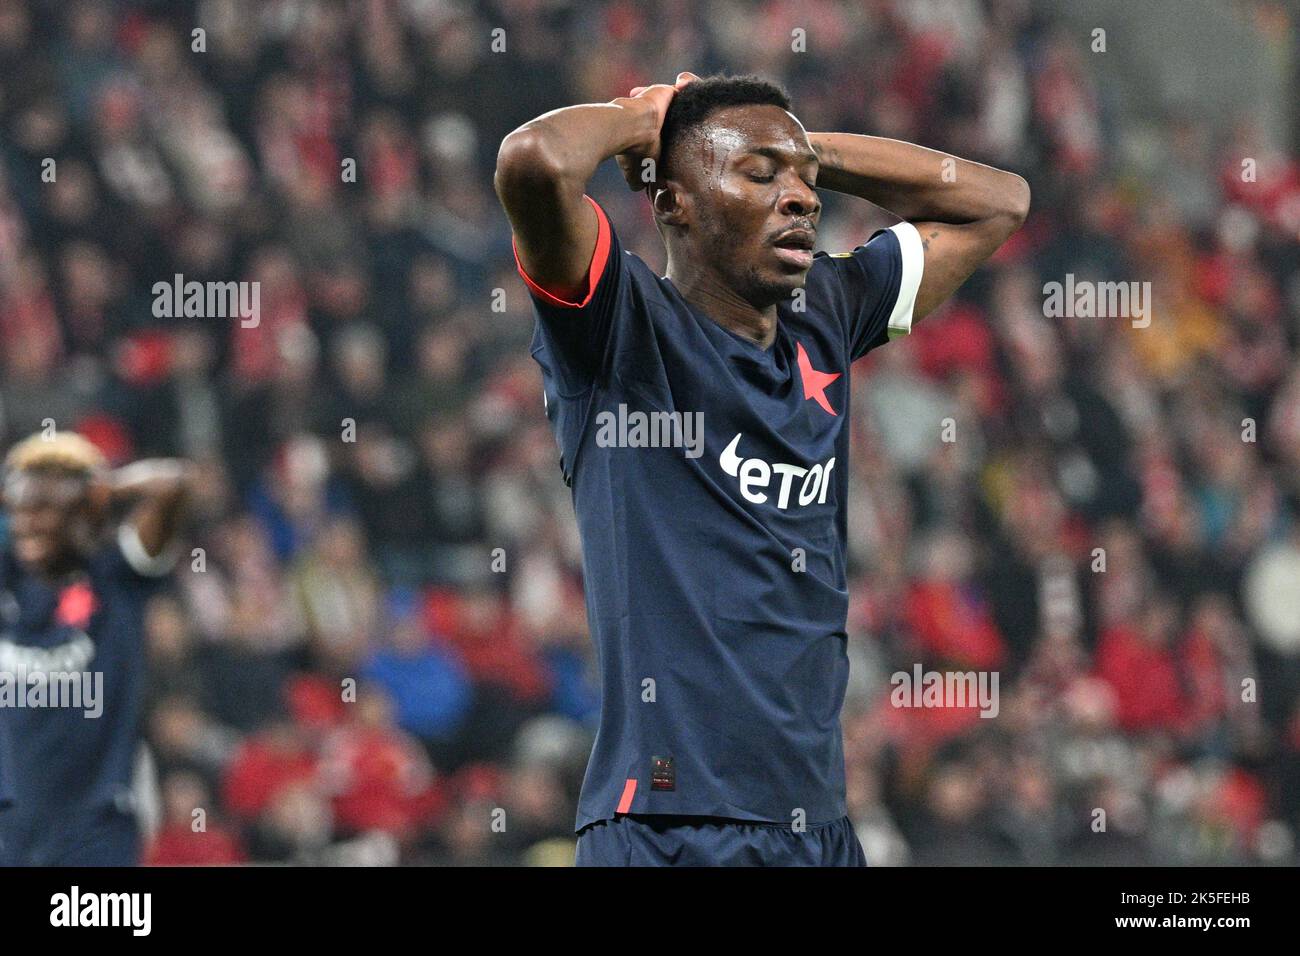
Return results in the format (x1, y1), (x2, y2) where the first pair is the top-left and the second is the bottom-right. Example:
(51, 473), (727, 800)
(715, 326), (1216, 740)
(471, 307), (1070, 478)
(113, 522), (181, 586)
(822, 221), (925, 361)
(513, 195), (627, 396)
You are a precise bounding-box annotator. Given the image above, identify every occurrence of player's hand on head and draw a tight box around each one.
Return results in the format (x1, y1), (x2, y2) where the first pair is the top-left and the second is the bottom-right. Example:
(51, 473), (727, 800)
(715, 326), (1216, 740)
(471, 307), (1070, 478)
(615, 74), (697, 192)
(615, 82), (675, 191)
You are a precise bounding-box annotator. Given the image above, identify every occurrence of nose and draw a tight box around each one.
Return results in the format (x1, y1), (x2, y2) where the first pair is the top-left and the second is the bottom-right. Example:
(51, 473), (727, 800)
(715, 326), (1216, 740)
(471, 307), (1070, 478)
(778, 178), (819, 219)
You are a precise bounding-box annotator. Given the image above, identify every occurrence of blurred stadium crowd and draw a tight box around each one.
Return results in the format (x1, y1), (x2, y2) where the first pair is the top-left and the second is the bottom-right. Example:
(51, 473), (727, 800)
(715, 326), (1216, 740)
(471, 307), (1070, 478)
(1, 0), (1299, 865)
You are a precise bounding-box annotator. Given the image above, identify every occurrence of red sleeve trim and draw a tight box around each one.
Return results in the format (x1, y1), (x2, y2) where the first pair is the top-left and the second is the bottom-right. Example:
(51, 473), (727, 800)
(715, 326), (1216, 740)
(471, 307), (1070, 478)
(511, 195), (612, 308)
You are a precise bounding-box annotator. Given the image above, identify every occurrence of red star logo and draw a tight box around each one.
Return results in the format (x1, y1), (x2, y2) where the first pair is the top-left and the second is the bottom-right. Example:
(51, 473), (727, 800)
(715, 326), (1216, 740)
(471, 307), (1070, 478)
(56, 581), (98, 629)
(796, 341), (841, 416)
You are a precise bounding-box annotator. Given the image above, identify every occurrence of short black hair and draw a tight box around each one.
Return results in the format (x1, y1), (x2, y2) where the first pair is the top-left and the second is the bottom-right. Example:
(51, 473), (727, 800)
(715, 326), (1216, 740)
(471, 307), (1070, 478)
(658, 74), (792, 182)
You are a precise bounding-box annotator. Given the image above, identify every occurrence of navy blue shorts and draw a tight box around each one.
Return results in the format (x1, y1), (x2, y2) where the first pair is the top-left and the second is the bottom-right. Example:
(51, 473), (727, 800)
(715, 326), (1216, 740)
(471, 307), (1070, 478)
(575, 814), (868, 867)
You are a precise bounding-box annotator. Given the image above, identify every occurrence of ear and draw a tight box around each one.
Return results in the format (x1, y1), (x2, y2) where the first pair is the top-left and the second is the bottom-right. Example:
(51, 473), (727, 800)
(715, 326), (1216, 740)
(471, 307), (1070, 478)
(652, 181), (688, 229)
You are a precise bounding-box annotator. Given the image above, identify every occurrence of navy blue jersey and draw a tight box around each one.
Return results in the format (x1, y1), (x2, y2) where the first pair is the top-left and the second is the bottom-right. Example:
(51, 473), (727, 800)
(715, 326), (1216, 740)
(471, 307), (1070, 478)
(0, 523), (176, 862)
(516, 196), (924, 830)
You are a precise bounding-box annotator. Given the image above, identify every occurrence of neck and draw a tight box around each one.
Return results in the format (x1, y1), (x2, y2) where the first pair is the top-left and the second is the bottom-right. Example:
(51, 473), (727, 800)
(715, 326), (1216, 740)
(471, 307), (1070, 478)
(31, 554), (81, 582)
(666, 256), (779, 349)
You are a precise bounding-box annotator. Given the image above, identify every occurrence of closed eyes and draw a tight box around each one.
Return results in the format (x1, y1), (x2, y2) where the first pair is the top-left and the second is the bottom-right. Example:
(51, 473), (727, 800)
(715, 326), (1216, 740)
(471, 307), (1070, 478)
(748, 173), (817, 189)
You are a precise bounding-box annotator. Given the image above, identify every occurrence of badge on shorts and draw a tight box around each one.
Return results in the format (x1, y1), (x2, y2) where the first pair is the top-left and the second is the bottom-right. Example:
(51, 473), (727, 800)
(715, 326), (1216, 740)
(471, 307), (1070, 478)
(651, 756), (675, 791)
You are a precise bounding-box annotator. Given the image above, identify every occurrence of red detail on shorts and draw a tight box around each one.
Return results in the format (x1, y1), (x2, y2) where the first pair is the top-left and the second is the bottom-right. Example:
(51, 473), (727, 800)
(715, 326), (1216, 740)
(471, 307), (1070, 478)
(616, 777), (637, 814)
(511, 195), (612, 308)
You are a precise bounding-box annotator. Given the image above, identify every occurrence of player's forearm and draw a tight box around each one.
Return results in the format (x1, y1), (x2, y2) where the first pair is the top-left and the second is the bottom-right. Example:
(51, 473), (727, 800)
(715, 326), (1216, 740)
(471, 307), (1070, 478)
(109, 460), (193, 558)
(808, 133), (1030, 226)
(496, 98), (658, 196)
(108, 459), (194, 501)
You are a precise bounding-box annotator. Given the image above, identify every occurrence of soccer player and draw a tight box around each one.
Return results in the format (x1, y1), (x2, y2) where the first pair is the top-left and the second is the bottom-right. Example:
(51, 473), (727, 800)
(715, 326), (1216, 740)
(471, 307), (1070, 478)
(0, 433), (191, 865)
(494, 73), (1029, 866)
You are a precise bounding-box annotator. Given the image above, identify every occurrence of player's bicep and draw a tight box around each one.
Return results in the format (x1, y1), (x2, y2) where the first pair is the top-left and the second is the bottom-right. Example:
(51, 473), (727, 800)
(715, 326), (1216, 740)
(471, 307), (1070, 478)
(495, 129), (599, 301)
(909, 220), (1005, 322)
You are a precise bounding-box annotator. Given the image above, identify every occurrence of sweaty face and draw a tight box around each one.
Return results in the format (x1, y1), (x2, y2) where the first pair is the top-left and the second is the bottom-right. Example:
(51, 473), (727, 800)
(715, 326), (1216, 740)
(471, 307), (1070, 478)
(664, 104), (821, 306)
(4, 470), (93, 574)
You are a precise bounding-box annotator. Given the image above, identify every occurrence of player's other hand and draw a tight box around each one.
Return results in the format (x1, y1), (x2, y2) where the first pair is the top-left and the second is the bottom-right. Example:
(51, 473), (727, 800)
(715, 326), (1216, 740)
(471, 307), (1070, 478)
(616, 72), (699, 192)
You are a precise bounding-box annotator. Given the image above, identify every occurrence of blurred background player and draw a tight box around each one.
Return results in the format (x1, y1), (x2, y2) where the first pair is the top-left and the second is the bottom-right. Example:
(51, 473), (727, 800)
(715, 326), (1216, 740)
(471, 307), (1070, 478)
(0, 432), (190, 865)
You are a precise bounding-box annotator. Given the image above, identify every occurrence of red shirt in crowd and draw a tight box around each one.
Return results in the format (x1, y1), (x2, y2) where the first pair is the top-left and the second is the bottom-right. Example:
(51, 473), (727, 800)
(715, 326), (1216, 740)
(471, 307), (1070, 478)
(1094, 625), (1187, 732)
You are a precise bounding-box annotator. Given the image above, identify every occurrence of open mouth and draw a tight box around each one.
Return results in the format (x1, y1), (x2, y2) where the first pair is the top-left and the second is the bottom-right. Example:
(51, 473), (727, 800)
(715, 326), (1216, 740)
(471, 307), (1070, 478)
(772, 229), (816, 269)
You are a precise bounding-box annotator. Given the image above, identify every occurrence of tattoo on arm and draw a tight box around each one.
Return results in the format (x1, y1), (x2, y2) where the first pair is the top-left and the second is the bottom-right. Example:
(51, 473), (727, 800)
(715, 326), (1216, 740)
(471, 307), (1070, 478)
(813, 142), (842, 168)
(922, 229), (938, 251)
